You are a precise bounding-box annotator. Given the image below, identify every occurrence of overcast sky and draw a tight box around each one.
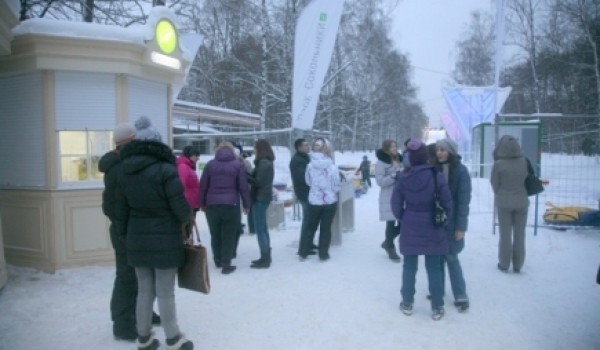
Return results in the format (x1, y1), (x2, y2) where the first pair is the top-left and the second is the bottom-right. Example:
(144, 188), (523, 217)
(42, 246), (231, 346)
(391, 0), (494, 127)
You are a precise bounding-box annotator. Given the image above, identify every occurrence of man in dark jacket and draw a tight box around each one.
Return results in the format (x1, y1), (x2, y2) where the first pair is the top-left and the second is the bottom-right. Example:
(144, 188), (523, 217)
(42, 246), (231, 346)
(289, 138), (316, 255)
(99, 122), (158, 342)
(115, 116), (193, 350)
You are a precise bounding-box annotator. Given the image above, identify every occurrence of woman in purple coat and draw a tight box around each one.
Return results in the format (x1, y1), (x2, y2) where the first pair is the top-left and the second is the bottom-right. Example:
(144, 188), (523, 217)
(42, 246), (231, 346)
(199, 142), (251, 274)
(391, 140), (452, 321)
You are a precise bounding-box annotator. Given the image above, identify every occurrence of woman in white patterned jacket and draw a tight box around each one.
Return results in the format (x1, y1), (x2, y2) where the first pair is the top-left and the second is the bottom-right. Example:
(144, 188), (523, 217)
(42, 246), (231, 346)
(298, 138), (341, 261)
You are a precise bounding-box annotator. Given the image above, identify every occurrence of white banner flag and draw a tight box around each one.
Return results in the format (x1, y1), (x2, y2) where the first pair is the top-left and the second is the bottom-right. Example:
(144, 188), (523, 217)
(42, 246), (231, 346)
(291, 0), (344, 130)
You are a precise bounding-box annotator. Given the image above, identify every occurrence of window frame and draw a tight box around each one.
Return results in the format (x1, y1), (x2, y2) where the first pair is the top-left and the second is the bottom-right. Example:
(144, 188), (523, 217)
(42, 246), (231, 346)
(57, 129), (113, 189)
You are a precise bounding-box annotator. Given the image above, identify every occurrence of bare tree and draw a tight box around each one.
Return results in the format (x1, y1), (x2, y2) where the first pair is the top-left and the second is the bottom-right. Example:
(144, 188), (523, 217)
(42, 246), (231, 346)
(505, 0), (547, 113)
(555, 0), (600, 157)
(453, 10), (496, 86)
(555, 0), (600, 114)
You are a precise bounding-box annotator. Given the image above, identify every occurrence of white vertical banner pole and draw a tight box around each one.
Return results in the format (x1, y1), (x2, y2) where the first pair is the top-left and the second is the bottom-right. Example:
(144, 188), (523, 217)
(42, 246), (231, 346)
(492, 0), (506, 235)
(291, 0), (345, 131)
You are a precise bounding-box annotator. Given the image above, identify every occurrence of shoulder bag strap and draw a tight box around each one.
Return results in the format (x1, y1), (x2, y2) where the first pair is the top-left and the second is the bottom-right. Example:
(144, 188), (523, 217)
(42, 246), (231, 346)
(431, 167), (440, 199)
(525, 157), (535, 175)
(192, 221), (202, 244)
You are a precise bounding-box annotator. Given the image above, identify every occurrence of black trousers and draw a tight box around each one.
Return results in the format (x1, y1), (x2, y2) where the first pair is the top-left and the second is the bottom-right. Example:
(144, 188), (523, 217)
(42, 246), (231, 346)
(109, 224), (137, 331)
(205, 204), (241, 264)
(362, 173), (372, 187)
(299, 202), (337, 257)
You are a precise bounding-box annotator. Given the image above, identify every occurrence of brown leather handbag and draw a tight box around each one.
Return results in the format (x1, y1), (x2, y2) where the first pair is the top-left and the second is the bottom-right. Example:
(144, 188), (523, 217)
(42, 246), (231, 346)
(178, 222), (210, 294)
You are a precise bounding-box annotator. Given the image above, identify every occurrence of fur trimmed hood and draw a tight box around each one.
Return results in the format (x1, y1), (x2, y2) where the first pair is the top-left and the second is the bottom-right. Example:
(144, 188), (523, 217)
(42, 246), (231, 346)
(119, 140), (176, 175)
(376, 148), (392, 164)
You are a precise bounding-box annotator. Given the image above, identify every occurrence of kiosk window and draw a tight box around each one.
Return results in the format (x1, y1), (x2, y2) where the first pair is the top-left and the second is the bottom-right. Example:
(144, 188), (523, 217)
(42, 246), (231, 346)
(59, 131), (112, 182)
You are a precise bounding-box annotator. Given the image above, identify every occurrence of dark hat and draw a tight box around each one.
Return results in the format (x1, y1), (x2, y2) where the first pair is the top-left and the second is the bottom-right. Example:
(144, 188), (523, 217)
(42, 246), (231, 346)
(182, 145), (200, 157)
(407, 139), (427, 166)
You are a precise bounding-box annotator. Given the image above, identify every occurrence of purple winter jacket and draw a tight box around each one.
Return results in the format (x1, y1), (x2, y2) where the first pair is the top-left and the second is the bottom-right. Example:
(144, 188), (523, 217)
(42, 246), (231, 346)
(391, 164), (453, 255)
(198, 147), (251, 210)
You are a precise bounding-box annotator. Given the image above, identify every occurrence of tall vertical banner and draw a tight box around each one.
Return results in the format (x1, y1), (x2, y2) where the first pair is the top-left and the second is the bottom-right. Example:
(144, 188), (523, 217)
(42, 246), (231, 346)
(291, 0), (344, 130)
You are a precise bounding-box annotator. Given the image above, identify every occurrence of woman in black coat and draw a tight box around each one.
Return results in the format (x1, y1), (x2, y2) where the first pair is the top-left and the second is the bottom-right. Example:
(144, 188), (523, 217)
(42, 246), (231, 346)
(249, 139), (275, 268)
(115, 116), (193, 350)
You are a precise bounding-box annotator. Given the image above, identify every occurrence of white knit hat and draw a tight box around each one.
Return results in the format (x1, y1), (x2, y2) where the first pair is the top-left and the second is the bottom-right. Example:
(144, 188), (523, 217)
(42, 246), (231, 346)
(114, 122), (136, 146)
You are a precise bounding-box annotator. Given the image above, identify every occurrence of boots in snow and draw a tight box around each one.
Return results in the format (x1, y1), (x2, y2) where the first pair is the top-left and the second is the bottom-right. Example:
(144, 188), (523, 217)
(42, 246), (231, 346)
(166, 333), (193, 350)
(137, 332), (160, 350)
(221, 261), (237, 275)
(381, 241), (401, 261)
(251, 249), (271, 268)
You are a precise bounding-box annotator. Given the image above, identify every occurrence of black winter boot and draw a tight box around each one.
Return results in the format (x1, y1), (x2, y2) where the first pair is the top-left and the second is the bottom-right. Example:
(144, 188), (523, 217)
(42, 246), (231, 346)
(381, 241), (401, 261)
(137, 333), (160, 350)
(250, 249), (271, 269)
(221, 261), (237, 275)
(166, 333), (193, 350)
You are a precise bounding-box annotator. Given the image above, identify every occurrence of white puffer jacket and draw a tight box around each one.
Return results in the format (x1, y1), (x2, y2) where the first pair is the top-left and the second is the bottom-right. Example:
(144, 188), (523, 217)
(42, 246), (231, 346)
(305, 152), (341, 205)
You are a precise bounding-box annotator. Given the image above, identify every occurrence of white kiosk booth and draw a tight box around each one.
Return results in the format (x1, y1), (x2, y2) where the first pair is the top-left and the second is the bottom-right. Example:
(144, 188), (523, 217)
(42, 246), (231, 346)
(0, 0), (20, 288)
(0, 7), (192, 272)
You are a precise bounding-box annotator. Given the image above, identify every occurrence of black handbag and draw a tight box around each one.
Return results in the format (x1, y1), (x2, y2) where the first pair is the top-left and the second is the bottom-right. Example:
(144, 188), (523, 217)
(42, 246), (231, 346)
(525, 158), (544, 196)
(431, 168), (447, 228)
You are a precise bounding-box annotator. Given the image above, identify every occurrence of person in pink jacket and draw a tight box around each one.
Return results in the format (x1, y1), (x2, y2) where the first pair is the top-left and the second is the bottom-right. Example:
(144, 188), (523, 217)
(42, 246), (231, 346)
(177, 146), (200, 213)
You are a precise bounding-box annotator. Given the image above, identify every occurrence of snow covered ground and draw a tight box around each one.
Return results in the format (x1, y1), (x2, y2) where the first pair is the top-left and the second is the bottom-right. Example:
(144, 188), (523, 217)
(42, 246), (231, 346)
(0, 151), (599, 350)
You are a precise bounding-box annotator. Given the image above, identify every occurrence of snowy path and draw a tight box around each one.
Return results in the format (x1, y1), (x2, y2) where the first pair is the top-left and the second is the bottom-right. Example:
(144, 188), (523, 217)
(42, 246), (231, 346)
(0, 181), (599, 349)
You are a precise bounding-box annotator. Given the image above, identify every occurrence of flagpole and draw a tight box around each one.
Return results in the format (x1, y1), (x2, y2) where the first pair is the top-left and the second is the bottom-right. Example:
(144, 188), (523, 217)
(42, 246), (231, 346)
(492, 0), (506, 236)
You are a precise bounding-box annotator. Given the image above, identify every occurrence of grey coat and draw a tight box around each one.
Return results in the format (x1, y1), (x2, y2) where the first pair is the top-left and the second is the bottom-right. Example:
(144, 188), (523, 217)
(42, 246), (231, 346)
(375, 149), (402, 221)
(490, 135), (529, 209)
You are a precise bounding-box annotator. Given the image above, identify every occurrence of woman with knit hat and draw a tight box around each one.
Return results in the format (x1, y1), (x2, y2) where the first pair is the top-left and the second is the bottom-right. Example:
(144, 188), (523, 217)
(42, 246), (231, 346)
(116, 116), (194, 350)
(391, 139), (452, 320)
(434, 138), (472, 313)
(99, 122), (141, 342)
(298, 137), (341, 261)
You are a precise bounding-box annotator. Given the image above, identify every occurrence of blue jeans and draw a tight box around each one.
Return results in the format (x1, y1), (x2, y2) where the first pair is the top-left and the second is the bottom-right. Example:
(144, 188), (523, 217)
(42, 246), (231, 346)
(401, 255), (445, 310)
(443, 238), (468, 301)
(252, 200), (271, 253)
